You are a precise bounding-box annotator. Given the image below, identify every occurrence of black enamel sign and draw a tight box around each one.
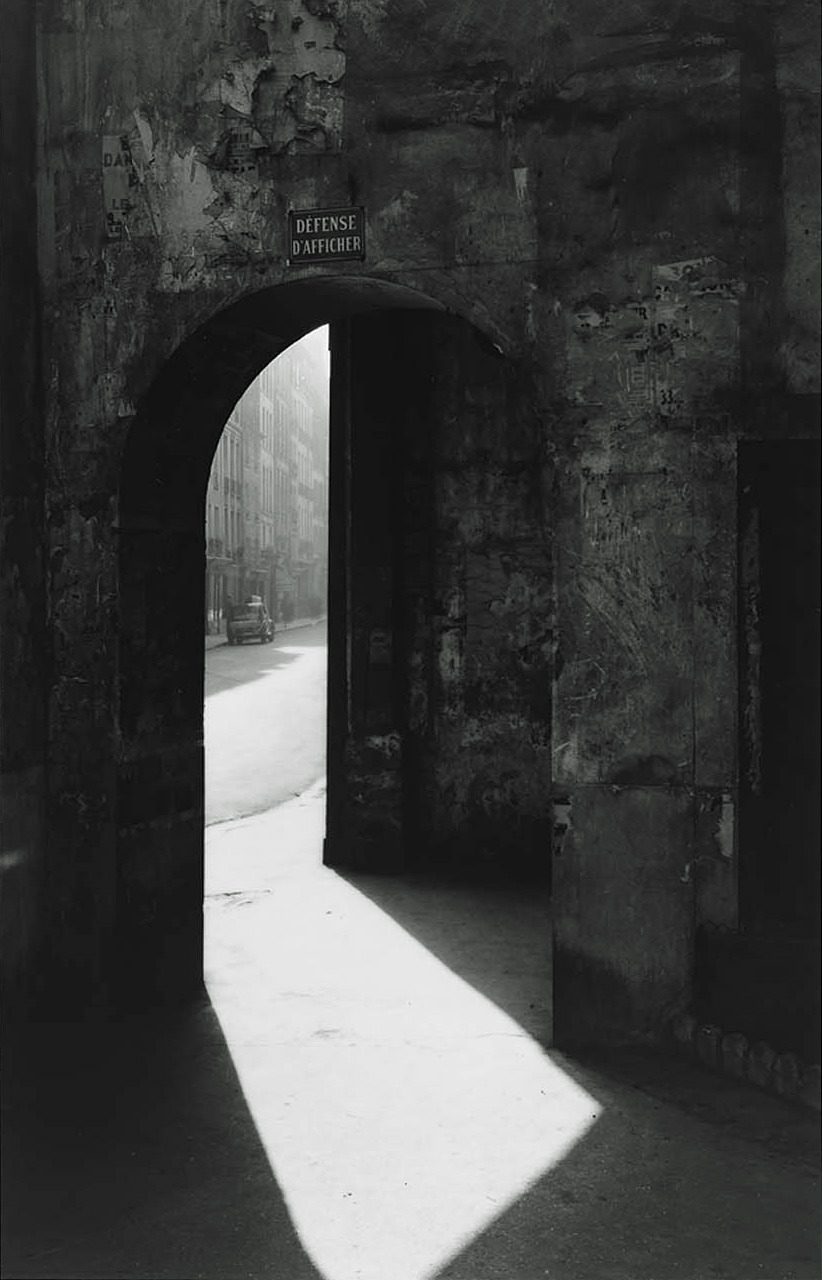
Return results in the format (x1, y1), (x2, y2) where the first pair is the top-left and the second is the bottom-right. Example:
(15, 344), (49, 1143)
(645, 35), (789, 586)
(287, 207), (366, 264)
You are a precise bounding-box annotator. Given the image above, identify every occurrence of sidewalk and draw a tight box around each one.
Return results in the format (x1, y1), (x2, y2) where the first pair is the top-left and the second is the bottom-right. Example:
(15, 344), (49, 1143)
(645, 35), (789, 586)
(205, 616), (325, 650)
(4, 789), (818, 1280)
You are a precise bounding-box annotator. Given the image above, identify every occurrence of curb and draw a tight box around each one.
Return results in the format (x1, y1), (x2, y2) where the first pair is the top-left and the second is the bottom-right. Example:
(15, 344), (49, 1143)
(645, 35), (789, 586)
(667, 1011), (821, 1111)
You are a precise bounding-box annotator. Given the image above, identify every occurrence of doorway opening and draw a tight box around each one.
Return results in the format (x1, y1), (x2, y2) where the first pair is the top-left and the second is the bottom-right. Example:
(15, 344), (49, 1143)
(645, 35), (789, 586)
(116, 279), (452, 1011)
(116, 276), (554, 1016)
(203, 326), (330, 831)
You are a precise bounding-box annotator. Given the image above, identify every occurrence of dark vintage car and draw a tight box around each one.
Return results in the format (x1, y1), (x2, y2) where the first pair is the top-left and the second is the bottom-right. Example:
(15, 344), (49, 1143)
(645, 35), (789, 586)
(227, 599), (275, 645)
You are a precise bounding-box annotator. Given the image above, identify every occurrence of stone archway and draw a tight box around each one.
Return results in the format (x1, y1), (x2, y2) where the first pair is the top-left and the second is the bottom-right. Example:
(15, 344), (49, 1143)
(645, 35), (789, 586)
(115, 277), (554, 1013)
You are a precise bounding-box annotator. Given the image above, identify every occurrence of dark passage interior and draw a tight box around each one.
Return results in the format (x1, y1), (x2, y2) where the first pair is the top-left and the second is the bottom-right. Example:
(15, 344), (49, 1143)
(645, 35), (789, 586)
(739, 438), (821, 939)
(695, 438), (822, 1060)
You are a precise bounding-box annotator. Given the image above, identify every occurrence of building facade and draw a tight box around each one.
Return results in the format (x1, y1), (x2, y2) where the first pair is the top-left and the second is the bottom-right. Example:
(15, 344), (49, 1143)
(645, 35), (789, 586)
(205, 331), (329, 630)
(204, 400), (243, 631)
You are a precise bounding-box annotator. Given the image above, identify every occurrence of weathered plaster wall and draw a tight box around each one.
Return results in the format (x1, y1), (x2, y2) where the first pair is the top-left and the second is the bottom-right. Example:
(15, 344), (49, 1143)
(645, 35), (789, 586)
(1, 0), (817, 1031)
(403, 317), (554, 876)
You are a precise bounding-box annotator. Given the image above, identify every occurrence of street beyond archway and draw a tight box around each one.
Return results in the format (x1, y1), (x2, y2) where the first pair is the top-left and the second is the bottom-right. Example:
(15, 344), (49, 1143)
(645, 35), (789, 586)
(205, 621), (327, 826)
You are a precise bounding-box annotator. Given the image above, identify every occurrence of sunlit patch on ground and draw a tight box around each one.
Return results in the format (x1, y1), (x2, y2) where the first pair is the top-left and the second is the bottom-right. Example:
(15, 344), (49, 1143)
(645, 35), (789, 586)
(205, 794), (600, 1280)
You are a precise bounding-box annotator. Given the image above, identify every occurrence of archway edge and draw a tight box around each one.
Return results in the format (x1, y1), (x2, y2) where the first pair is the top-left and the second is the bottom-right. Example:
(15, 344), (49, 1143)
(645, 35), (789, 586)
(197, 269), (512, 360)
(121, 270), (509, 529)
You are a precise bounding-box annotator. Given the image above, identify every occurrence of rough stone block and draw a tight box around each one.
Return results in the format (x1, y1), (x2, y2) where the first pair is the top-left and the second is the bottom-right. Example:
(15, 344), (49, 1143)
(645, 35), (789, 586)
(696, 1024), (722, 1070)
(773, 1053), (802, 1100)
(746, 1041), (777, 1089)
(721, 1031), (749, 1079)
(798, 1064), (821, 1111)
(671, 1011), (697, 1051)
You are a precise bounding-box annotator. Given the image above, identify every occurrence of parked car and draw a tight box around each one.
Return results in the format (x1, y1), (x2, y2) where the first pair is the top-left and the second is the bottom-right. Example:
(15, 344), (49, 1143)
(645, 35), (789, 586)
(227, 599), (275, 645)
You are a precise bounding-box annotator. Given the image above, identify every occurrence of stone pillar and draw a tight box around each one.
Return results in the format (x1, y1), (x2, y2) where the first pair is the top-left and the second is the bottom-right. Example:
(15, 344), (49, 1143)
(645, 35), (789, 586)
(551, 427), (737, 1047)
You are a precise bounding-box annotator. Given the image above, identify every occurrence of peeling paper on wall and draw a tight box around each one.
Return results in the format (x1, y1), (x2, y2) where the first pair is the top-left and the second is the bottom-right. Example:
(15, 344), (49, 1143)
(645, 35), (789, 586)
(513, 167), (528, 204)
(716, 793), (734, 860)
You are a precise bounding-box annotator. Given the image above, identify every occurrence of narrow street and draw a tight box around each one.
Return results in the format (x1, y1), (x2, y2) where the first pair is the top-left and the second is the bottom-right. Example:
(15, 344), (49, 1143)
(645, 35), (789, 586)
(205, 620), (327, 826)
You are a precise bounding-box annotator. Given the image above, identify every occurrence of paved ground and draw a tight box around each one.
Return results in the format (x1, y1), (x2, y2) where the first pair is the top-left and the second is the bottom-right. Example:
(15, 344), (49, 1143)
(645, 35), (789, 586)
(204, 620), (327, 825)
(3, 787), (818, 1280)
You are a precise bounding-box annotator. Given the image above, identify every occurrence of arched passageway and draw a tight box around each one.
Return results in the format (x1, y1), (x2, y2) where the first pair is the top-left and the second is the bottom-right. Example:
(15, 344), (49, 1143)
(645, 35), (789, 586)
(116, 277), (554, 1014)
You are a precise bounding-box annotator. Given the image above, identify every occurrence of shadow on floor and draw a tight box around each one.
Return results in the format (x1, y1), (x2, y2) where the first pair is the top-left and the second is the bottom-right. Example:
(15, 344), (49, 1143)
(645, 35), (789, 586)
(1, 998), (323, 1280)
(338, 868), (554, 1043)
(341, 867), (820, 1163)
(4, 841), (819, 1280)
(205, 640), (302, 694)
(338, 868), (821, 1280)
(205, 620), (327, 698)
(429, 1087), (821, 1280)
